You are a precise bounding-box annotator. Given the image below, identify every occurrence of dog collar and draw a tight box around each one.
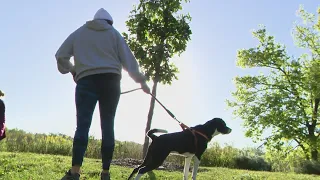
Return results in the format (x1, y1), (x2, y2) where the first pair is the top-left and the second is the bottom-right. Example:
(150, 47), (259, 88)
(193, 130), (209, 141)
(179, 123), (209, 141)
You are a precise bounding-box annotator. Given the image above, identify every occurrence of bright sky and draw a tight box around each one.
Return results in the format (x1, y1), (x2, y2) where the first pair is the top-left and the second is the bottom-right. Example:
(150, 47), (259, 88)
(0, 1), (318, 149)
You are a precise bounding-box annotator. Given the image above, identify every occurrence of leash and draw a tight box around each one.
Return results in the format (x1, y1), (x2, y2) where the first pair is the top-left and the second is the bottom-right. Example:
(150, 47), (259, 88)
(121, 87), (210, 150)
(147, 93), (205, 134)
(121, 88), (143, 95)
(121, 88), (181, 123)
(148, 93), (183, 125)
(148, 92), (210, 154)
(121, 88), (186, 127)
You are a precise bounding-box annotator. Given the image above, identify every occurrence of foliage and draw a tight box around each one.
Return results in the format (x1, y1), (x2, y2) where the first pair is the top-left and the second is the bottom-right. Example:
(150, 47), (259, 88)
(1, 152), (319, 180)
(2, 128), (320, 175)
(0, 90), (4, 97)
(123, 0), (192, 84)
(234, 156), (271, 171)
(200, 142), (239, 168)
(0, 129), (142, 160)
(265, 145), (320, 175)
(295, 160), (320, 175)
(265, 145), (306, 172)
(226, 6), (320, 161)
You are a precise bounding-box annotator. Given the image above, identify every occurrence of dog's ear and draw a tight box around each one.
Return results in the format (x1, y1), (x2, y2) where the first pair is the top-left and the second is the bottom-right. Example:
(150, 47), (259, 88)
(199, 120), (217, 136)
(214, 118), (232, 134)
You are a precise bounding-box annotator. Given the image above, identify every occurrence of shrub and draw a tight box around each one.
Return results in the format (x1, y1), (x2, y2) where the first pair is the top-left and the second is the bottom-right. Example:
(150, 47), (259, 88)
(264, 146), (307, 172)
(200, 142), (239, 168)
(295, 160), (320, 175)
(235, 156), (271, 171)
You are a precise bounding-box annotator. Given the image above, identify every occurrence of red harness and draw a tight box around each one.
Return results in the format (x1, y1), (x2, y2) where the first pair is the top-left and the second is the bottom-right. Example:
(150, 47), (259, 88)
(141, 92), (210, 153)
(179, 123), (209, 153)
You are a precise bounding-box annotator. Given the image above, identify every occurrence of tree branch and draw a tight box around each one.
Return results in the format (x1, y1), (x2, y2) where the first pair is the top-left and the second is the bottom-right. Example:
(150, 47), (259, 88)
(311, 95), (314, 110)
(276, 66), (310, 127)
(256, 82), (294, 94)
(257, 135), (275, 149)
(294, 138), (309, 160)
(296, 26), (320, 57)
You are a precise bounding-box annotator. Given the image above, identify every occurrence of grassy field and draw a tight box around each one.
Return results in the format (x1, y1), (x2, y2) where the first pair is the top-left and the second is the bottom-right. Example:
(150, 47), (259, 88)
(0, 152), (319, 180)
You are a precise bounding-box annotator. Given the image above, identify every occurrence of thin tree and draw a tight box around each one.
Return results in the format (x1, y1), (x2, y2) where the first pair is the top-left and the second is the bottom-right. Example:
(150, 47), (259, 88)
(123, 0), (192, 157)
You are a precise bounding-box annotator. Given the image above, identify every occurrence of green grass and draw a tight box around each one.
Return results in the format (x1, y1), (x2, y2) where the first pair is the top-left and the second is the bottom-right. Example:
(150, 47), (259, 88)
(0, 152), (319, 180)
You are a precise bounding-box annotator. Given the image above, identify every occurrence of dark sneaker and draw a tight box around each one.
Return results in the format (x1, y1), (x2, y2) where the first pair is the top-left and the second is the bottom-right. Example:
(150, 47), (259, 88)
(100, 172), (110, 180)
(61, 170), (80, 180)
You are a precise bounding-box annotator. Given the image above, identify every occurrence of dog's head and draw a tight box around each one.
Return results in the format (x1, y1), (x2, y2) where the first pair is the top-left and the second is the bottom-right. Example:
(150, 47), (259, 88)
(204, 118), (232, 137)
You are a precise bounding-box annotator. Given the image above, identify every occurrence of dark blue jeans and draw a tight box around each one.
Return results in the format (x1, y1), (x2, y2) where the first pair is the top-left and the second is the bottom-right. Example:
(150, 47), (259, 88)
(72, 73), (121, 170)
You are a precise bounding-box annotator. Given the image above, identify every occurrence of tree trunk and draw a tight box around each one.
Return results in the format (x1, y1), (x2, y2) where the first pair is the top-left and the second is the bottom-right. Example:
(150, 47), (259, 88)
(142, 2), (166, 158)
(305, 150), (311, 160)
(295, 138), (310, 160)
(310, 98), (319, 161)
(142, 78), (159, 158)
(311, 149), (318, 161)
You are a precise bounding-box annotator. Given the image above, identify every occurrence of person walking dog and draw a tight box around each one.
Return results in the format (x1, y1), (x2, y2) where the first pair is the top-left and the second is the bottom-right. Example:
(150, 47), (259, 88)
(55, 8), (150, 180)
(0, 95), (6, 141)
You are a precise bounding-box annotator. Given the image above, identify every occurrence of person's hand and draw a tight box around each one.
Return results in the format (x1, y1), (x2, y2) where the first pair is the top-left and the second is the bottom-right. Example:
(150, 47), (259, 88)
(141, 82), (151, 94)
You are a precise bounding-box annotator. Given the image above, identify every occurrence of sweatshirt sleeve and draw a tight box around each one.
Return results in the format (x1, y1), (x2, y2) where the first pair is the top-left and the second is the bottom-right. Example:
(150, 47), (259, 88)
(55, 32), (76, 74)
(117, 34), (146, 83)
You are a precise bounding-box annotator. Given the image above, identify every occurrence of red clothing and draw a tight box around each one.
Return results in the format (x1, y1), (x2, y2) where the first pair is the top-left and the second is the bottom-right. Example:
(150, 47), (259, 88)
(0, 99), (5, 141)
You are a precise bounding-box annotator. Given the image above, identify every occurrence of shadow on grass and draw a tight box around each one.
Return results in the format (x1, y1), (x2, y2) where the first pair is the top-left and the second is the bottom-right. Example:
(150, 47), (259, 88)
(147, 171), (156, 180)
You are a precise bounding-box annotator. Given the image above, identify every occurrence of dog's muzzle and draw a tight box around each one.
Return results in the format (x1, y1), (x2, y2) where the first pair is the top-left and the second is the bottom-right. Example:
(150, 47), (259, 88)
(226, 128), (232, 134)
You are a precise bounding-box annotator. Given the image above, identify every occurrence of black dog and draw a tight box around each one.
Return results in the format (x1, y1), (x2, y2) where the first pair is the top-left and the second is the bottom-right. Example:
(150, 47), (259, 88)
(128, 118), (232, 180)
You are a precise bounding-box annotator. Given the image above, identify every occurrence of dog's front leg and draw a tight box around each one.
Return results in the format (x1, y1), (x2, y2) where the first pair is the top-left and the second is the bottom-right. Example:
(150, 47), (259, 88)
(192, 157), (200, 180)
(183, 156), (192, 180)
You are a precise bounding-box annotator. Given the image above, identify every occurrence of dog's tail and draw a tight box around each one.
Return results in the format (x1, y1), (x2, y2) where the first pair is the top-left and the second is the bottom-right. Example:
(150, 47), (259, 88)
(147, 129), (168, 140)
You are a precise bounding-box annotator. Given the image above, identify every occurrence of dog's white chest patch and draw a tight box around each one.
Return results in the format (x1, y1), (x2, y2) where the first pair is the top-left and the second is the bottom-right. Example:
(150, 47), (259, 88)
(212, 129), (221, 137)
(170, 151), (195, 158)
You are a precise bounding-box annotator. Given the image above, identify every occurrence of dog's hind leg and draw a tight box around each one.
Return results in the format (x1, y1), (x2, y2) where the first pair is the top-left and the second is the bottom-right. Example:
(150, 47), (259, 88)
(192, 156), (200, 180)
(129, 144), (155, 180)
(183, 156), (193, 180)
(135, 154), (167, 180)
(134, 164), (159, 180)
(128, 153), (152, 180)
(128, 166), (143, 180)
(128, 154), (150, 179)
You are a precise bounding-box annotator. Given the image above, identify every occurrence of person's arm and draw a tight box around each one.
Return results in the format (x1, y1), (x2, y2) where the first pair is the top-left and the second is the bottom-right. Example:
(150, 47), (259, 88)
(55, 32), (76, 74)
(116, 33), (146, 83)
(117, 34), (150, 93)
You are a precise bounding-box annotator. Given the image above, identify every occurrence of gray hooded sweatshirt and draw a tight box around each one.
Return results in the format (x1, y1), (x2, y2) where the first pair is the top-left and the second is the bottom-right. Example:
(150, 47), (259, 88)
(55, 19), (146, 83)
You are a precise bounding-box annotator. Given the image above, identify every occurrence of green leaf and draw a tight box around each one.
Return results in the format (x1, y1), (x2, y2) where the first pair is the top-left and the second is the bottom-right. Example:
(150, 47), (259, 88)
(124, 0), (192, 85)
(227, 7), (320, 160)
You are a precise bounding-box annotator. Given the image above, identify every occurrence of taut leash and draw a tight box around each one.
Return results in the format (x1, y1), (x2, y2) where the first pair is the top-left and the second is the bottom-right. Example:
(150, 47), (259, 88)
(121, 88), (143, 95)
(121, 88), (209, 142)
(121, 87), (185, 126)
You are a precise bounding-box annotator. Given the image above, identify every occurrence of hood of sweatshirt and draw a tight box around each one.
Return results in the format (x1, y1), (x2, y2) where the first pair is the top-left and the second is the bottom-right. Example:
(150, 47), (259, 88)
(85, 19), (113, 31)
